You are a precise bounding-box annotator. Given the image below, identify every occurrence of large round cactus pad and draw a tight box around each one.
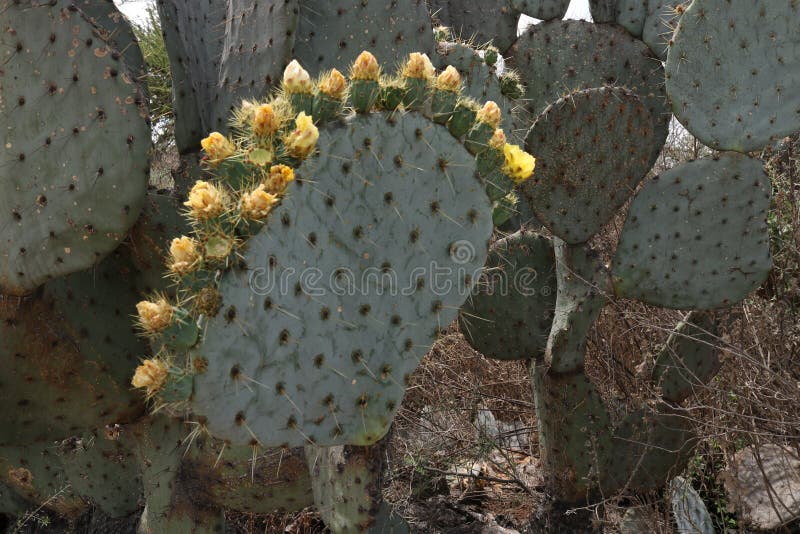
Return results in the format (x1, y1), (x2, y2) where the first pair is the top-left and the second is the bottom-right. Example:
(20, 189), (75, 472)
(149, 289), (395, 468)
(509, 20), (669, 166)
(191, 113), (493, 447)
(523, 87), (655, 244)
(292, 0), (434, 76)
(666, 0), (800, 152)
(612, 154), (772, 309)
(459, 230), (556, 360)
(0, 1), (150, 295)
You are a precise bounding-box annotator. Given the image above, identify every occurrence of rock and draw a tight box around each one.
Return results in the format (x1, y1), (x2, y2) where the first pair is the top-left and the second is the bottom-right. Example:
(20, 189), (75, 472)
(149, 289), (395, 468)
(722, 444), (800, 530)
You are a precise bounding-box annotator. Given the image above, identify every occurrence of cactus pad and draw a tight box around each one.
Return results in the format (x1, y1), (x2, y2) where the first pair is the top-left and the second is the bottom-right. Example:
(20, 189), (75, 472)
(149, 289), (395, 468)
(589, 0), (647, 36)
(513, 0), (571, 21)
(428, 0), (520, 53)
(522, 87), (655, 244)
(665, 0), (800, 152)
(292, 1), (435, 76)
(612, 154), (772, 309)
(652, 312), (720, 403)
(0, 1), (150, 295)
(0, 245), (148, 445)
(215, 0), (300, 134)
(642, 1), (682, 60)
(190, 112), (492, 447)
(57, 432), (142, 518)
(509, 20), (669, 166)
(459, 231), (556, 360)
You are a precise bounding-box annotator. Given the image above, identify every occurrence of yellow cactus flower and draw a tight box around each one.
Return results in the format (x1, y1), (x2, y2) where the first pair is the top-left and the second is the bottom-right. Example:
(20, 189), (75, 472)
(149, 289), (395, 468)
(241, 184), (279, 219)
(319, 68), (347, 99)
(200, 132), (235, 164)
(488, 129), (506, 150)
(168, 236), (200, 275)
(136, 299), (173, 333)
(502, 144), (536, 183)
(351, 51), (380, 81)
(476, 101), (502, 129)
(435, 65), (461, 92)
(282, 59), (313, 94)
(184, 180), (228, 220)
(285, 112), (319, 158)
(252, 103), (279, 137)
(266, 164), (295, 193)
(131, 359), (169, 395)
(403, 52), (435, 80)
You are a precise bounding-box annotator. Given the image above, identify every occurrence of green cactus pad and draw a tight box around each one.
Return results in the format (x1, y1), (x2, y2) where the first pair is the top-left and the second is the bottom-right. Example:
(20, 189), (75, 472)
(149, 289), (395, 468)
(190, 112), (492, 447)
(459, 231), (556, 361)
(612, 154), (772, 309)
(642, 1), (682, 60)
(214, 0), (300, 134)
(57, 432), (142, 518)
(531, 363), (612, 502)
(184, 440), (314, 514)
(131, 417), (225, 533)
(512, 0), (571, 21)
(292, 0), (434, 76)
(74, 0), (147, 83)
(0, 1), (150, 295)
(306, 444), (407, 534)
(602, 407), (696, 492)
(652, 312), (720, 403)
(589, 0), (647, 36)
(428, 0), (520, 53)
(0, 246), (149, 446)
(0, 442), (86, 519)
(665, 0), (800, 152)
(522, 87), (655, 244)
(509, 20), (669, 166)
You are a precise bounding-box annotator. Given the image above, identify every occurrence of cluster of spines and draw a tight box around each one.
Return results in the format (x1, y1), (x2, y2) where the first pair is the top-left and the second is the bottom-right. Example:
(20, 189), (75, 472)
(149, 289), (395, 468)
(130, 50), (536, 411)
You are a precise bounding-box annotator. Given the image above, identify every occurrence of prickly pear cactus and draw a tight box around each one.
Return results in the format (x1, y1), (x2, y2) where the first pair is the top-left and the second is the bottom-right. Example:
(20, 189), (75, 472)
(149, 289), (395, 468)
(522, 86), (656, 244)
(427, 0), (520, 53)
(665, 0), (800, 152)
(0, 0), (151, 295)
(459, 230), (556, 360)
(508, 19), (670, 166)
(131, 53), (536, 455)
(612, 154), (772, 309)
(513, 0), (571, 21)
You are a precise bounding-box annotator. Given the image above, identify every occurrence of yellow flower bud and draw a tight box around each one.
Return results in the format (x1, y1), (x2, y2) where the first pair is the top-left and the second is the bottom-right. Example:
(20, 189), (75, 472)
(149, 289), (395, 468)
(253, 103), (279, 137)
(319, 68), (347, 99)
(502, 144), (536, 183)
(200, 132), (235, 164)
(403, 52), (435, 80)
(488, 129), (506, 150)
(136, 299), (173, 333)
(240, 184), (279, 220)
(351, 51), (380, 81)
(285, 112), (319, 158)
(184, 180), (228, 220)
(266, 164), (295, 193)
(131, 359), (169, 395)
(476, 101), (502, 129)
(282, 59), (313, 94)
(168, 236), (200, 275)
(435, 65), (461, 92)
